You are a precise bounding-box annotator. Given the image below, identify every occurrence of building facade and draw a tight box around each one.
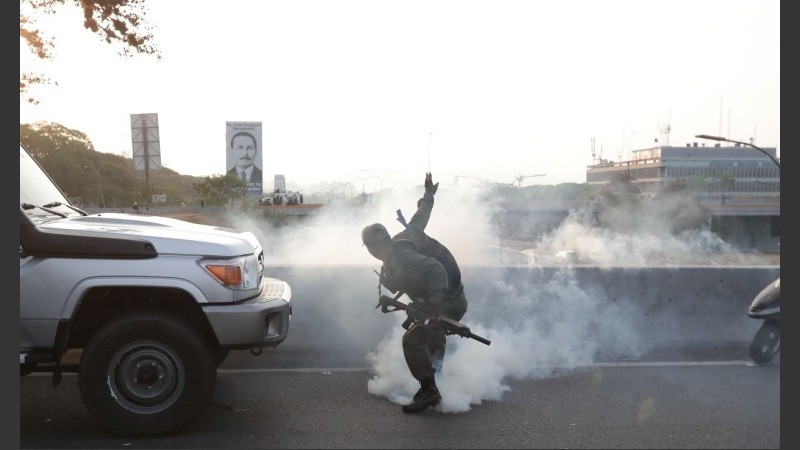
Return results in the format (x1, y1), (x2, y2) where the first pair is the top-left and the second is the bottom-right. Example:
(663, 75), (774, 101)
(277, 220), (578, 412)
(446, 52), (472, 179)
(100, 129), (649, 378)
(586, 142), (780, 252)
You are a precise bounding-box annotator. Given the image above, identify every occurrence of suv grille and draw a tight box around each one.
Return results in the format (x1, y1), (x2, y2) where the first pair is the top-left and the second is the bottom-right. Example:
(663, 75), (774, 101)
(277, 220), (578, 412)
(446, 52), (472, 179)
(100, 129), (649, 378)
(257, 251), (264, 285)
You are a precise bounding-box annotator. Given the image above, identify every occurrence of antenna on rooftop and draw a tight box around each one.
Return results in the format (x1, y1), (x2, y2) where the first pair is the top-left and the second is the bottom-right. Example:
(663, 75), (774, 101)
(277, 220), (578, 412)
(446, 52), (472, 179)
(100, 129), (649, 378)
(659, 110), (672, 146)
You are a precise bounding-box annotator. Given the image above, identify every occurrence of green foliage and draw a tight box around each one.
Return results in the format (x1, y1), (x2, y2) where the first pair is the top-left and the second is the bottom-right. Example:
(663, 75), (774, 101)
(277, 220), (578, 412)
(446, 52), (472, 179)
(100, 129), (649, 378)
(610, 171), (636, 184)
(20, 121), (606, 213)
(192, 174), (248, 206)
(21, 121), (204, 208)
(481, 181), (596, 203)
(261, 210), (303, 228)
(20, 122), (95, 159)
(717, 171), (735, 185)
(662, 178), (689, 193)
(519, 183), (595, 201)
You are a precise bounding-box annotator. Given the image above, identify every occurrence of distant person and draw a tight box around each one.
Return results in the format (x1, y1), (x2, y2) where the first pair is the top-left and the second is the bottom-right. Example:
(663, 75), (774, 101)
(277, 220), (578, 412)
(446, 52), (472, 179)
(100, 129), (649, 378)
(133, 202), (139, 214)
(227, 131), (263, 189)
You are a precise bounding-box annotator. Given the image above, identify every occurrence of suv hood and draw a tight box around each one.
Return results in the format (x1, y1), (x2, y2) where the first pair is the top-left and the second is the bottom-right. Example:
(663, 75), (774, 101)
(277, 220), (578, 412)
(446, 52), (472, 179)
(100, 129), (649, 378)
(39, 212), (260, 257)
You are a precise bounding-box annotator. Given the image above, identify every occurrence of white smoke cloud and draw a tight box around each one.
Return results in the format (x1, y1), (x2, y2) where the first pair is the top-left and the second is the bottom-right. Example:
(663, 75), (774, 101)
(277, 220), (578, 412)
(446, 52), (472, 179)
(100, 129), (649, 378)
(528, 211), (748, 267)
(225, 181), (759, 268)
(219, 180), (758, 413)
(228, 182), (500, 266)
(521, 194), (770, 267)
(365, 268), (648, 413)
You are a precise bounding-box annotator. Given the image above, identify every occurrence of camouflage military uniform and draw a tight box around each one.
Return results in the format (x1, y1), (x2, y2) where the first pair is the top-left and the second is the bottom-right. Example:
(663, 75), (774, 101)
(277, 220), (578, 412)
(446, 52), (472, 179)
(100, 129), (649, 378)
(380, 189), (468, 382)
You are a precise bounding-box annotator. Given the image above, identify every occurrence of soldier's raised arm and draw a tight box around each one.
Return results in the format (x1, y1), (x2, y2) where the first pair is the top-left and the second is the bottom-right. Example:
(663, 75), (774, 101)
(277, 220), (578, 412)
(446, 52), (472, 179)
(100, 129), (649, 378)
(407, 172), (439, 232)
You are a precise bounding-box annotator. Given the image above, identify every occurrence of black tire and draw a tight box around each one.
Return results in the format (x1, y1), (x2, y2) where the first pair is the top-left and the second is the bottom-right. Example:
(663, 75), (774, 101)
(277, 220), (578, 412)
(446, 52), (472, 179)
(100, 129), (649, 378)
(749, 319), (780, 365)
(215, 349), (230, 366)
(78, 310), (216, 436)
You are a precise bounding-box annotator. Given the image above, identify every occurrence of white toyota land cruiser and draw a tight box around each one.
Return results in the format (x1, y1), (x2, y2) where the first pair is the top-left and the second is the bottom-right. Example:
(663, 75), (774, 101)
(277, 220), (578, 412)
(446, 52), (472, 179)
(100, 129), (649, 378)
(19, 143), (292, 436)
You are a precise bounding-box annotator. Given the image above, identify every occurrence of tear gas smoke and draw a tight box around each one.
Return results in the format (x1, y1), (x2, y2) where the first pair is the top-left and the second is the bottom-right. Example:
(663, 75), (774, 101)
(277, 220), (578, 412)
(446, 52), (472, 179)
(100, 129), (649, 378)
(221, 181), (757, 412)
(366, 269), (648, 413)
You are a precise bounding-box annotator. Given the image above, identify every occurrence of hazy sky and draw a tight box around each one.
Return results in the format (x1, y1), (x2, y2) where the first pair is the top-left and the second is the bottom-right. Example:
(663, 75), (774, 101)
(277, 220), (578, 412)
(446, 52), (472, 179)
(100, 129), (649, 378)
(19, 0), (780, 192)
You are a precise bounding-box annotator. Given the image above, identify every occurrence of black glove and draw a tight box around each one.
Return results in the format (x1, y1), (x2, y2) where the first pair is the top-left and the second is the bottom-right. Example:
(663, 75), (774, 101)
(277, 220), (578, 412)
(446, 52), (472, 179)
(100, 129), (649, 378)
(406, 301), (438, 322)
(424, 172), (439, 195)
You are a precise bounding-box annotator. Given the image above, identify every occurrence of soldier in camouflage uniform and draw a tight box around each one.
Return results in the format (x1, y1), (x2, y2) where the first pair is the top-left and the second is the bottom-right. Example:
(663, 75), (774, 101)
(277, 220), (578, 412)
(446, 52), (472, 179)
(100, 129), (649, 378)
(361, 173), (468, 413)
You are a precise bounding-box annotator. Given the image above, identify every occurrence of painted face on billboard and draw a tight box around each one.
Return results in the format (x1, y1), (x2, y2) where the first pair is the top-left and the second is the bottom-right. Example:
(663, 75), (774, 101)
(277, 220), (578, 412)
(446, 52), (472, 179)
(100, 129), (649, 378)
(231, 132), (258, 171)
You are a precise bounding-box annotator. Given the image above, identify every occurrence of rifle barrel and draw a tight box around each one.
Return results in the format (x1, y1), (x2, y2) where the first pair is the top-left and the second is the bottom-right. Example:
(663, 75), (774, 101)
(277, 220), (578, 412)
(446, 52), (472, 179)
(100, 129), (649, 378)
(470, 334), (491, 345)
(379, 295), (491, 345)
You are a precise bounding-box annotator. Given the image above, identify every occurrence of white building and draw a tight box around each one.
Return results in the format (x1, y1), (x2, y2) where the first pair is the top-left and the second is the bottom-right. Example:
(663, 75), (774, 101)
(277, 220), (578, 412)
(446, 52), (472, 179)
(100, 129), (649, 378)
(586, 141), (780, 251)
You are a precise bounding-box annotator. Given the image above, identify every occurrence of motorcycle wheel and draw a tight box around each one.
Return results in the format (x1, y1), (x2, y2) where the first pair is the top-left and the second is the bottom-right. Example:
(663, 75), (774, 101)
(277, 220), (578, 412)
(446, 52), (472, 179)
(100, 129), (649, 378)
(749, 319), (780, 364)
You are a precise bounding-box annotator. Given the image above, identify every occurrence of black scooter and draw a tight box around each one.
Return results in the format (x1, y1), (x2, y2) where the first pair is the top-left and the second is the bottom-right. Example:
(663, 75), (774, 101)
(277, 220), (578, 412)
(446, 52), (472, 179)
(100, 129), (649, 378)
(747, 277), (780, 364)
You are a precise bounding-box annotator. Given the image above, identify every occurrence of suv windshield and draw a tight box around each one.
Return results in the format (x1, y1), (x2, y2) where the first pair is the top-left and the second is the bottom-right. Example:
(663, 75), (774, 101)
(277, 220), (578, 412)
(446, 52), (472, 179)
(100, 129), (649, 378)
(20, 144), (81, 220)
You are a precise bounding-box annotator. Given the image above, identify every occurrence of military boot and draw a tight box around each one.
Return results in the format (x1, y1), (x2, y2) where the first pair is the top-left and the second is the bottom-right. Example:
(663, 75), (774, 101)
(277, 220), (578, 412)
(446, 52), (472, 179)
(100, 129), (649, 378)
(402, 379), (441, 414)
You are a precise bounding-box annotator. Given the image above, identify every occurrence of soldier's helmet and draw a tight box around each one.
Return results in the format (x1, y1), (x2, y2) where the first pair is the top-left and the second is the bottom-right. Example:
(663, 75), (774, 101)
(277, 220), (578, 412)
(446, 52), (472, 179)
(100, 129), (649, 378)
(361, 223), (390, 247)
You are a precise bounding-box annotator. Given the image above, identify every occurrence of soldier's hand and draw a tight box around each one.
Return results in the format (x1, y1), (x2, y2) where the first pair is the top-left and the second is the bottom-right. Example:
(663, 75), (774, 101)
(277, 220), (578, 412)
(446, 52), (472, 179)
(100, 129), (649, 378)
(405, 303), (426, 322)
(421, 315), (440, 327)
(424, 172), (439, 195)
(407, 301), (438, 322)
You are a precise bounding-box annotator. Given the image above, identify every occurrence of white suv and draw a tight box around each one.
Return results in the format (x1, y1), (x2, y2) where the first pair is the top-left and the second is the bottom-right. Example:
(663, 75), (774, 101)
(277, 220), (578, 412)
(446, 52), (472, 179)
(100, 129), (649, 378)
(19, 143), (292, 436)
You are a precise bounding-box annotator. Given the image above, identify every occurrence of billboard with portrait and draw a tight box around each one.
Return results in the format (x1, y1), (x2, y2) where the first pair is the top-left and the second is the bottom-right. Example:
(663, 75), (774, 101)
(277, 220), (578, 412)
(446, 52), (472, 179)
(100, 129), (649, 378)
(225, 121), (264, 197)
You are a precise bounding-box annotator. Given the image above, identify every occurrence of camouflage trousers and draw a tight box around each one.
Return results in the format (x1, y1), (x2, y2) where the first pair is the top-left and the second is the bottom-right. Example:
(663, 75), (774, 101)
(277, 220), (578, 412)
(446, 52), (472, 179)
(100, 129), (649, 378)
(402, 283), (467, 382)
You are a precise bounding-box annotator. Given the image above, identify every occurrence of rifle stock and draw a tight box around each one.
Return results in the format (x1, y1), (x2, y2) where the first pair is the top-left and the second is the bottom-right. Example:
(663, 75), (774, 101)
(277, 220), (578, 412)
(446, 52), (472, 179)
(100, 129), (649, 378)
(377, 295), (491, 346)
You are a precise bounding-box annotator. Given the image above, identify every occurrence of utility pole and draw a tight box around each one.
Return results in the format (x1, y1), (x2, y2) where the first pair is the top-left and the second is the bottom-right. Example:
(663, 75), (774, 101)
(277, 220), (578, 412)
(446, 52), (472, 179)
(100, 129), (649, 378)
(513, 174), (546, 188)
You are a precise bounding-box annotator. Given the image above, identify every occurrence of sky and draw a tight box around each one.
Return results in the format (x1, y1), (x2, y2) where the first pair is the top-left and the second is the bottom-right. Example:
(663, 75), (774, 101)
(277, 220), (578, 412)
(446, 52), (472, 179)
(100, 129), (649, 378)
(19, 0), (780, 193)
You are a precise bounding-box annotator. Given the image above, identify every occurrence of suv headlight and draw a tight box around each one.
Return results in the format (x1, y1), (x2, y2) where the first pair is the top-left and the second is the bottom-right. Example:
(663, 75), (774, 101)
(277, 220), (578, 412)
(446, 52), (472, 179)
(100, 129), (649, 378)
(201, 255), (259, 290)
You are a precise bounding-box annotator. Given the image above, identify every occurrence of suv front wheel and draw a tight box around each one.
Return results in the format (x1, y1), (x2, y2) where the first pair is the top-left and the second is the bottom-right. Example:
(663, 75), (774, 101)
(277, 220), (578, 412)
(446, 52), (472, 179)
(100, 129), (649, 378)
(78, 310), (216, 436)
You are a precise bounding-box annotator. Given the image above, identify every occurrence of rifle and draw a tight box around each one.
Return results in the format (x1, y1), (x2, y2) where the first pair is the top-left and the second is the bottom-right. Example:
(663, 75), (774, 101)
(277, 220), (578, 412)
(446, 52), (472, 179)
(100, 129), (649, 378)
(375, 291), (491, 346)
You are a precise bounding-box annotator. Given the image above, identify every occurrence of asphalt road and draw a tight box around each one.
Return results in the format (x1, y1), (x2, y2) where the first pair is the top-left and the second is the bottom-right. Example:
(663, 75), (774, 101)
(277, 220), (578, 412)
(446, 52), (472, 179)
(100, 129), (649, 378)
(20, 344), (780, 449)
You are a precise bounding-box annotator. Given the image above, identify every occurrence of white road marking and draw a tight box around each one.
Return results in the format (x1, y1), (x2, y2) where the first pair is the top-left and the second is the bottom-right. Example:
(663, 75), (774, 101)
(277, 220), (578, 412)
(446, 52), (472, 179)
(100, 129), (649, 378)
(27, 359), (768, 377)
(216, 360), (761, 373)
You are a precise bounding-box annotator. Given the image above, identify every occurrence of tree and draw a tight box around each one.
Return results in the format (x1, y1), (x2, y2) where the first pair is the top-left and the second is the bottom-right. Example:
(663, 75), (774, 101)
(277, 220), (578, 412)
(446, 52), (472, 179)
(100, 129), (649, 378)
(20, 0), (161, 104)
(662, 178), (689, 194)
(22, 122), (102, 204)
(20, 121), (96, 161)
(22, 121), (202, 207)
(192, 175), (248, 206)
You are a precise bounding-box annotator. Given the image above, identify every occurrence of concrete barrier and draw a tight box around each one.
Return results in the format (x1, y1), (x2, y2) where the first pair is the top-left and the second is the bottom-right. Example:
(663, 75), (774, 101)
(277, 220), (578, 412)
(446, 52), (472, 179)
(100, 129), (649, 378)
(267, 265), (780, 357)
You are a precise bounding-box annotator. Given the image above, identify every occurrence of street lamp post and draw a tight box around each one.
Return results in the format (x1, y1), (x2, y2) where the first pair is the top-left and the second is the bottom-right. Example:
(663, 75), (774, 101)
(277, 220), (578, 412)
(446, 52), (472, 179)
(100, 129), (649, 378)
(627, 131), (637, 159)
(512, 173), (547, 188)
(453, 175), (484, 186)
(84, 165), (106, 208)
(695, 134), (780, 169)
(361, 169), (400, 192)
(348, 174), (369, 194)
(427, 132), (433, 172)
(695, 134), (779, 206)
(338, 178), (356, 198)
